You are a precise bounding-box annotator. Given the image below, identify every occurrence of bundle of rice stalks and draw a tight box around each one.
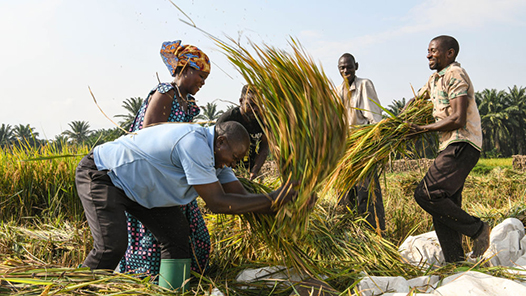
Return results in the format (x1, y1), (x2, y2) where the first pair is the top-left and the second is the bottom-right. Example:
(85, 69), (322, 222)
(0, 263), (174, 295)
(326, 93), (435, 199)
(216, 38), (348, 242)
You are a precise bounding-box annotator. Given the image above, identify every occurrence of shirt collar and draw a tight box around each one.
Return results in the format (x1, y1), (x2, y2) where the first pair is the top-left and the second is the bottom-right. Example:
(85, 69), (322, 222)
(342, 76), (358, 91)
(206, 125), (215, 162)
(436, 62), (460, 77)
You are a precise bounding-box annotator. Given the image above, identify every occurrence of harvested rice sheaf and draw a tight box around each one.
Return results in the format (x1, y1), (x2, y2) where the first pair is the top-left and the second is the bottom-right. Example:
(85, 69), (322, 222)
(217, 38), (348, 240)
(327, 93), (435, 195)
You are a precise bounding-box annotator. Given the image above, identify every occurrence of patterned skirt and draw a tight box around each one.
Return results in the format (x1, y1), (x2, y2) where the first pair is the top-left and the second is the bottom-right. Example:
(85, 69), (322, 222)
(117, 199), (210, 276)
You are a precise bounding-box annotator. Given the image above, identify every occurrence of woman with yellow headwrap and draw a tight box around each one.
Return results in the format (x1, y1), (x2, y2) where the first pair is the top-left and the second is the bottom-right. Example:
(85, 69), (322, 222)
(117, 40), (211, 277)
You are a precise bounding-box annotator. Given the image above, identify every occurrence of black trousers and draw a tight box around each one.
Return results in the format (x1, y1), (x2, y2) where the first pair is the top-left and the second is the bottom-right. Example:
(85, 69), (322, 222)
(414, 142), (483, 263)
(75, 152), (190, 270)
(340, 173), (386, 231)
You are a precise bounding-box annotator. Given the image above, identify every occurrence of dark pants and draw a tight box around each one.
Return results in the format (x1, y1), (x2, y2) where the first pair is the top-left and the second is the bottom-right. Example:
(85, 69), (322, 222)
(75, 152), (190, 270)
(340, 174), (386, 231)
(414, 142), (483, 263)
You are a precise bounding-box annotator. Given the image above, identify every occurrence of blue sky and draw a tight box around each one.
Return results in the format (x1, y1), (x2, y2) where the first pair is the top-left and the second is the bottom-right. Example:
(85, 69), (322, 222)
(1, 0), (525, 139)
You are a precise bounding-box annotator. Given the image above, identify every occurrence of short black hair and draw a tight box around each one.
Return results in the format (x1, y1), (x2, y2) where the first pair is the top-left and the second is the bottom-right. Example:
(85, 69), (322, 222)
(215, 121), (250, 147)
(432, 35), (460, 59)
(339, 53), (356, 63)
(240, 84), (255, 98)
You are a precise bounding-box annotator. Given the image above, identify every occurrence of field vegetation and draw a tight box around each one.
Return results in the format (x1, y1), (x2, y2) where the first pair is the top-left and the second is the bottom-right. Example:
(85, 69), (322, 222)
(0, 141), (525, 295)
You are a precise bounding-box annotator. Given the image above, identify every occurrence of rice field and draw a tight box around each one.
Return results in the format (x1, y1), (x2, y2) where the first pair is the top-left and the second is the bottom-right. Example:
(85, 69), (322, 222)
(1, 141), (525, 295)
(477, 157), (513, 168)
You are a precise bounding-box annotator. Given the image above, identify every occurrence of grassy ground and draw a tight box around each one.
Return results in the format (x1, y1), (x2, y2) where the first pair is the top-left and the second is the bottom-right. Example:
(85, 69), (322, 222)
(0, 143), (525, 294)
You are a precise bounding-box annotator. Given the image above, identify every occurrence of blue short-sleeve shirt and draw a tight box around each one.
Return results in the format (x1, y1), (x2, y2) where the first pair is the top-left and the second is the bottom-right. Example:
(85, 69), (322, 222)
(93, 123), (237, 208)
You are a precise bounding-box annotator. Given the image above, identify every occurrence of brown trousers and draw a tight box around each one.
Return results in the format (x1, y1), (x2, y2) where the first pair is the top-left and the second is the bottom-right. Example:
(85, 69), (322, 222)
(414, 142), (483, 263)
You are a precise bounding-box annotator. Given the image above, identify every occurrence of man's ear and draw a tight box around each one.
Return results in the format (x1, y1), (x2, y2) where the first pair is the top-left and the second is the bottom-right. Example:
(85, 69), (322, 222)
(355, 62), (359, 71)
(447, 48), (456, 61)
(216, 135), (228, 149)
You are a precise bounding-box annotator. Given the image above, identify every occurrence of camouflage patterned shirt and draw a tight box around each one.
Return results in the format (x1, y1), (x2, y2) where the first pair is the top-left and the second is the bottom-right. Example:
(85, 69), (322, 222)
(419, 62), (482, 151)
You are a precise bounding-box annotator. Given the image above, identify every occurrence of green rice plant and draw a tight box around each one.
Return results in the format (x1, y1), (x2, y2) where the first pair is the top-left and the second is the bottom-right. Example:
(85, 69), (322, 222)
(473, 158), (513, 174)
(477, 157), (513, 168)
(0, 140), (88, 222)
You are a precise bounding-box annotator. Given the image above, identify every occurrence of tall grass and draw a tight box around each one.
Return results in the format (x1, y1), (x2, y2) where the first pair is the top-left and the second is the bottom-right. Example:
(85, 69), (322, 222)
(0, 140), (88, 223)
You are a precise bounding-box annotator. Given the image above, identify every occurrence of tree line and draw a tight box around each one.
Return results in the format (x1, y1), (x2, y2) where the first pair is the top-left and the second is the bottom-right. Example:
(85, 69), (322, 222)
(2, 86), (525, 158)
(0, 98), (226, 149)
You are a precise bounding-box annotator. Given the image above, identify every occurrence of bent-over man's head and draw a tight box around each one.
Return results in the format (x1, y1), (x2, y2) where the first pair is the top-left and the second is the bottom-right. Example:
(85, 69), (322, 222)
(214, 121), (250, 169)
(427, 35), (460, 72)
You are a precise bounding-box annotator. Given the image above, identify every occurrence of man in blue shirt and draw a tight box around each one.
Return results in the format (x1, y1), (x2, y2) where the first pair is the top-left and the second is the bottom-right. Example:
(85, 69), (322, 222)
(75, 121), (296, 273)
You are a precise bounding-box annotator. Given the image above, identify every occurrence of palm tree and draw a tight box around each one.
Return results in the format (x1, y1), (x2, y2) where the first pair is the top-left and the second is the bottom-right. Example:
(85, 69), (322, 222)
(0, 123), (14, 147)
(386, 98), (407, 117)
(87, 127), (123, 147)
(476, 89), (510, 156)
(13, 124), (39, 141)
(62, 121), (92, 145)
(505, 85), (526, 155)
(115, 97), (144, 131)
(195, 102), (224, 126)
(52, 134), (70, 151)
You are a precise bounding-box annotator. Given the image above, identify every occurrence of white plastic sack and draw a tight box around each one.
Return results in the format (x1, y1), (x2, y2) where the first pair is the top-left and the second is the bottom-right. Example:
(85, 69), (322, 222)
(357, 275), (440, 296)
(209, 287), (225, 296)
(400, 218), (526, 270)
(399, 231), (444, 267)
(432, 271), (526, 295)
(235, 266), (303, 288)
(357, 276), (409, 296)
(484, 218), (526, 267)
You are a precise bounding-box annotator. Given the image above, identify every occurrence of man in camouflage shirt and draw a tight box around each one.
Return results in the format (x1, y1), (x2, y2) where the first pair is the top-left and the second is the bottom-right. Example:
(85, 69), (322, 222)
(409, 35), (490, 263)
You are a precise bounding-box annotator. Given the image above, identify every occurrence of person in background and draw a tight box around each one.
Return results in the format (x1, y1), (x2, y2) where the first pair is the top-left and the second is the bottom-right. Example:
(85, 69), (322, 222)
(408, 35), (490, 262)
(336, 53), (386, 232)
(76, 122), (298, 288)
(118, 40), (210, 276)
(216, 85), (269, 180)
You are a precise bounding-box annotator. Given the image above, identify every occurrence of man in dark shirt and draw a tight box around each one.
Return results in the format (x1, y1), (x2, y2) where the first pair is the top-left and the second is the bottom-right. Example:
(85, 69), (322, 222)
(217, 85), (269, 180)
